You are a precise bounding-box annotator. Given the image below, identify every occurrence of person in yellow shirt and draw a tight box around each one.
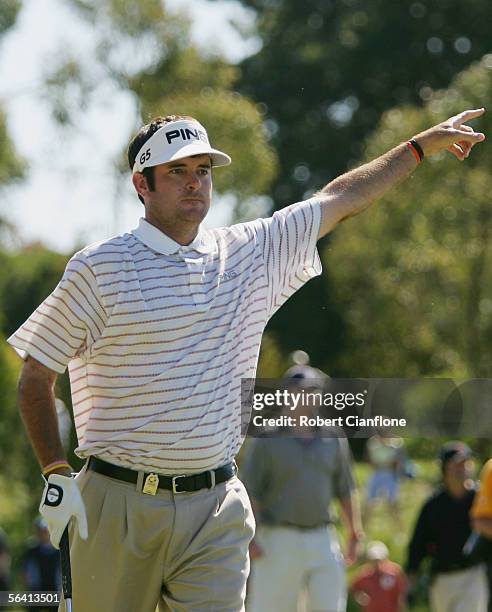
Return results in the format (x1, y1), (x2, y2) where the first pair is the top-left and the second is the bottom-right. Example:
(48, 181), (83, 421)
(472, 459), (492, 526)
(470, 458), (492, 612)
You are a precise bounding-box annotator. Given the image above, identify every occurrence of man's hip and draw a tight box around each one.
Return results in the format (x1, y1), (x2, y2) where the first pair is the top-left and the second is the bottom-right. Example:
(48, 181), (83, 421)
(58, 459), (255, 612)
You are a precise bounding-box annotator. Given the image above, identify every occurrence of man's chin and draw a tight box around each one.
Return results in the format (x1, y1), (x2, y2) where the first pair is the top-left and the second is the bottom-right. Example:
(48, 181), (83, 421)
(179, 203), (209, 223)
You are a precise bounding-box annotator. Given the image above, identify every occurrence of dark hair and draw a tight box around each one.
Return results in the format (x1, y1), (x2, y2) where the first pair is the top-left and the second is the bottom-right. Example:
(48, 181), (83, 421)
(127, 115), (197, 204)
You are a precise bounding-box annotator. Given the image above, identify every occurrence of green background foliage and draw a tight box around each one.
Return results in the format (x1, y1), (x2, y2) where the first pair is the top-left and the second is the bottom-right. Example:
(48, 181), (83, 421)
(328, 57), (492, 377)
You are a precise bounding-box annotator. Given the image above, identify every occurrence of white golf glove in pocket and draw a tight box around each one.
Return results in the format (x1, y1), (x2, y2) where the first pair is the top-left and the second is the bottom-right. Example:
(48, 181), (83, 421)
(39, 473), (88, 549)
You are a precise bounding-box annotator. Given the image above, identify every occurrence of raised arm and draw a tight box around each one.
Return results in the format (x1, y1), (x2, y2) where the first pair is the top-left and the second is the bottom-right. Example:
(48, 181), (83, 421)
(317, 108), (486, 238)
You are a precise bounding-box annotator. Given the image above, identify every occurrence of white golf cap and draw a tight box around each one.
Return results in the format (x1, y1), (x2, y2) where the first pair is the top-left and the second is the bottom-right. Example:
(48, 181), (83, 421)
(132, 119), (231, 174)
(366, 540), (389, 561)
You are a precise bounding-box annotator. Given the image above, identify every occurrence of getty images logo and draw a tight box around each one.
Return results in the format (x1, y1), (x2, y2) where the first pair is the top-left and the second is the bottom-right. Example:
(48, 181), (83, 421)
(165, 127), (209, 145)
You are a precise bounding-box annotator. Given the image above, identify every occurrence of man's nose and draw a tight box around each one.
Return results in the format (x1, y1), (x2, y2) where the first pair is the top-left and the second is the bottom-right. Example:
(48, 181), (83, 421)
(185, 172), (201, 190)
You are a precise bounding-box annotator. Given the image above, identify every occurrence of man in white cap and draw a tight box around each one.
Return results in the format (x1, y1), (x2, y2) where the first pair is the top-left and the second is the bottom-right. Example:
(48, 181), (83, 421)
(8, 109), (486, 611)
(350, 541), (407, 612)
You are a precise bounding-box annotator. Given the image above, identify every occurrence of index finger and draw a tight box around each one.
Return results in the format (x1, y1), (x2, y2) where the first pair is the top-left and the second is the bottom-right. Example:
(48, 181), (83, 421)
(452, 108), (486, 125)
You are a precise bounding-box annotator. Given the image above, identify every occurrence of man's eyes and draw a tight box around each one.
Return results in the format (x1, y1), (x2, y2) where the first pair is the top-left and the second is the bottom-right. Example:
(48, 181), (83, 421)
(169, 168), (210, 175)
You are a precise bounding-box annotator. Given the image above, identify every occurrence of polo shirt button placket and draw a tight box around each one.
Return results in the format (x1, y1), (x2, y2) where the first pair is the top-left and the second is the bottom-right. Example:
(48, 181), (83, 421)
(183, 254), (207, 308)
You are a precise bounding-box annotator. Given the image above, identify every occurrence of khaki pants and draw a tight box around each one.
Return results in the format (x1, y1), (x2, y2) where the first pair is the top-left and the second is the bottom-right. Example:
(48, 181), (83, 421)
(59, 466), (255, 612)
(430, 564), (488, 612)
(246, 525), (346, 612)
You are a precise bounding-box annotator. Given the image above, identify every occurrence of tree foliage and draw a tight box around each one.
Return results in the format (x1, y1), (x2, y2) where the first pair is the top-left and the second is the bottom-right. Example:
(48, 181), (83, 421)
(233, 0), (492, 370)
(0, 1), (24, 186)
(0, 0), (34, 545)
(0, 245), (69, 338)
(327, 56), (492, 377)
(238, 0), (492, 205)
(48, 0), (277, 206)
(0, 246), (71, 528)
(0, 0), (20, 36)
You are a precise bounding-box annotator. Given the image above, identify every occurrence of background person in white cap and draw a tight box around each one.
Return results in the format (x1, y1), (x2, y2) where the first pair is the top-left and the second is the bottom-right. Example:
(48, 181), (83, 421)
(406, 441), (487, 612)
(8, 107), (486, 611)
(350, 540), (407, 612)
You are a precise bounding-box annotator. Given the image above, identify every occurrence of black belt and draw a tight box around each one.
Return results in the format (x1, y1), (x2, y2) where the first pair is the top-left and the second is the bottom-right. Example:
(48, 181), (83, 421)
(276, 522), (330, 531)
(434, 562), (476, 575)
(87, 456), (236, 494)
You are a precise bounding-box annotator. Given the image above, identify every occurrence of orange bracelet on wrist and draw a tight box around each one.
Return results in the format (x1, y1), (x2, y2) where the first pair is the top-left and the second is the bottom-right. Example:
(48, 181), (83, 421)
(406, 139), (424, 163)
(42, 460), (73, 477)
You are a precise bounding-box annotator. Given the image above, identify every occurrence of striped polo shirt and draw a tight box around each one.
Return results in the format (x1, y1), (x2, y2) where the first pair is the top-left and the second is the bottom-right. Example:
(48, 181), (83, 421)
(8, 199), (322, 474)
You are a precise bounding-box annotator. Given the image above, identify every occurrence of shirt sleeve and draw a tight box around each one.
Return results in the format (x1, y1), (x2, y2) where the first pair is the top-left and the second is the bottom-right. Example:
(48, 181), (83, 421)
(471, 460), (492, 519)
(406, 501), (433, 573)
(396, 568), (408, 597)
(249, 198), (322, 319)
(350, 570), (369, 594)
(333, 437), (356, 500)
(7, 251), (107, 373)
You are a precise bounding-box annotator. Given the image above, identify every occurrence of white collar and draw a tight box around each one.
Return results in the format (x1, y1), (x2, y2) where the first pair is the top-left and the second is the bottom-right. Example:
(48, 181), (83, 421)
(131, 218), (214, 255)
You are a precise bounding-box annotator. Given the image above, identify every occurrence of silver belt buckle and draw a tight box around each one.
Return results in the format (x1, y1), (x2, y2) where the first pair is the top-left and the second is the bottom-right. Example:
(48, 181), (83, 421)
(172, 475), (186, 494)
(208, 469), (216, 489)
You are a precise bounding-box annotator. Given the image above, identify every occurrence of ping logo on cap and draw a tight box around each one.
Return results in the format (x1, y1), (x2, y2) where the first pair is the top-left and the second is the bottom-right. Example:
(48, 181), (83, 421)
(165, 127), (209, 145)
(132, 119), (231, 173)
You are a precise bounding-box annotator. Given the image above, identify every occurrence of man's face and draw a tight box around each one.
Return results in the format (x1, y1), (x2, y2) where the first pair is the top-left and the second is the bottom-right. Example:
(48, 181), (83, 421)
(138, 154), (213, 229)
(444, 457), (473, 483)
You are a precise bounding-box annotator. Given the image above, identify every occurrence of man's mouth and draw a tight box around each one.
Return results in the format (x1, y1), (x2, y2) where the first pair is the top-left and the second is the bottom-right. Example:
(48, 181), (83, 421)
(180, 197), (206, 204)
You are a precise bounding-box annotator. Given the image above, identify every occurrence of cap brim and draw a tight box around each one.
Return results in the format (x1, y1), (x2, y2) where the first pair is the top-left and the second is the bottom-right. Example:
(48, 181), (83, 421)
(154, 143), (231, 168)
(452, 452), (472, 462)
(367, 545), (389, 560)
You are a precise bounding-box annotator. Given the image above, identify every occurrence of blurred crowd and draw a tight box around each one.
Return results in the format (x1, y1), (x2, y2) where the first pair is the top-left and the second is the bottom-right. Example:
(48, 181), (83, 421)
(239, 353), (492, 612)
(0, 519), (60, 612)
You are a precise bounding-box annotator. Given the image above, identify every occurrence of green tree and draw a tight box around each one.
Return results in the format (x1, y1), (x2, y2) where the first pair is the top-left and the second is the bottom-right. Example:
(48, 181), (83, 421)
(234, 0), (492, 367)
(0, 0), (34, 550)
(49, 0), (277, 207)
(0, 245), (68, 337)
(327, 55), (492, 377)
(238, 0), (492, 205)
(0, 246), (72, 529)
(0, 0), (24, 187)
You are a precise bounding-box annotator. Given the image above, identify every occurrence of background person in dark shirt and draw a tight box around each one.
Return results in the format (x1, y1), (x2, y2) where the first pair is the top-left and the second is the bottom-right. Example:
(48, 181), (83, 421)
(406, 441), (487, 612)
(21, 518), (60, 612)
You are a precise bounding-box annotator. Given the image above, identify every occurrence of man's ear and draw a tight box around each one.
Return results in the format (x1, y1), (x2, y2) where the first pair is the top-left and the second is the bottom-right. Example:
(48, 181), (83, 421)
(132, 172), (149, 199)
